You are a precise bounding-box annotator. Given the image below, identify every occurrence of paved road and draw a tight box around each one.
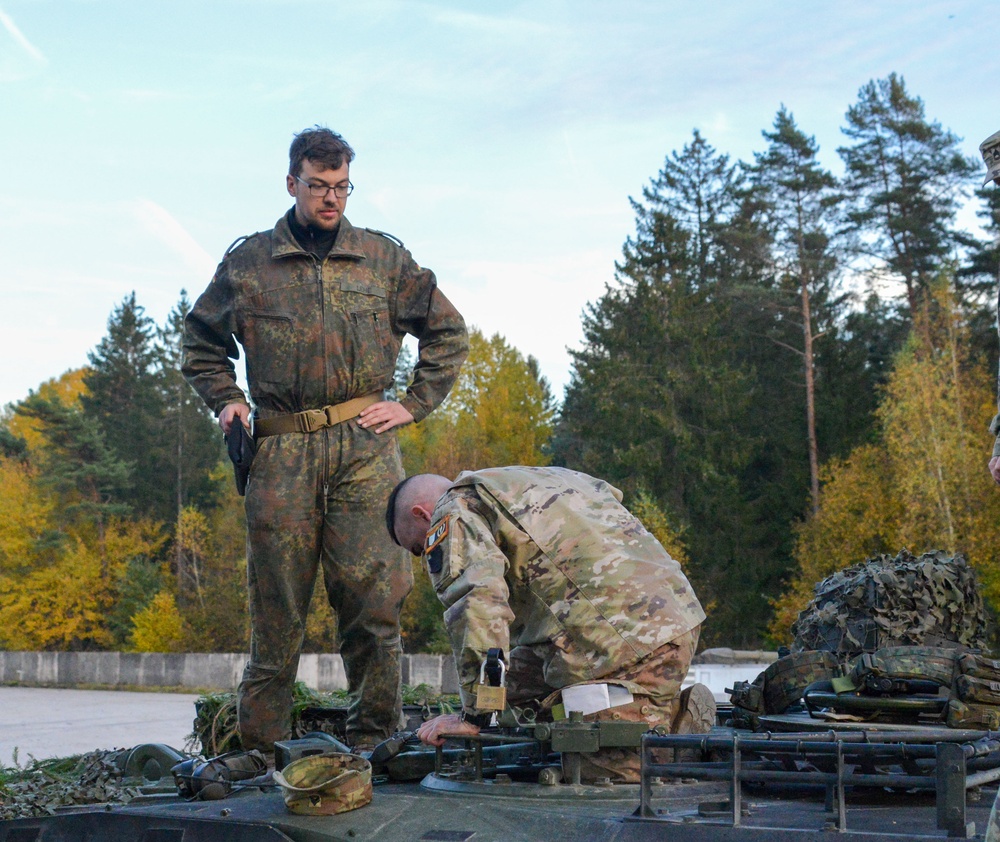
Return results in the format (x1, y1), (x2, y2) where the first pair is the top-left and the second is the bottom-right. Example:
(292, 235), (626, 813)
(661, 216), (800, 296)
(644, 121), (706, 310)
(0, 687), (201, 767)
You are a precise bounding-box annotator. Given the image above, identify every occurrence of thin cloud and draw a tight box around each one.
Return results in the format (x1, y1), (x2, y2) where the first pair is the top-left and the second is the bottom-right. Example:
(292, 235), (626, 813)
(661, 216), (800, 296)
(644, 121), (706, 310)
(120, 89), (187, 103)
(443, 248), (616, 397)
(0, 8), (46, 63)
(131, 200), (216, 278)
(430, 8), (548, 37)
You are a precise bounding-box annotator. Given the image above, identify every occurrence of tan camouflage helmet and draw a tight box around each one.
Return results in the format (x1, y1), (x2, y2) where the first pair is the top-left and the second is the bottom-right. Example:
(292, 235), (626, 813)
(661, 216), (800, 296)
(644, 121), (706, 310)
(272, 753), (373, 816)
(980, 129), (1000, 186)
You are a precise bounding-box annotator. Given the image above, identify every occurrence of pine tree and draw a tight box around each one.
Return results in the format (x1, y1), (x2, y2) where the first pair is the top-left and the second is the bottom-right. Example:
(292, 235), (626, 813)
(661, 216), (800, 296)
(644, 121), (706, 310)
(15, 391), (131, 571)
(838, 73), (978, 314)
(81, 292), (172, 520)
(157, 290), (226, 513)
(956, 184), (1000, 372)
(554, 131), (783, 645)
(748, 107), (845, 512)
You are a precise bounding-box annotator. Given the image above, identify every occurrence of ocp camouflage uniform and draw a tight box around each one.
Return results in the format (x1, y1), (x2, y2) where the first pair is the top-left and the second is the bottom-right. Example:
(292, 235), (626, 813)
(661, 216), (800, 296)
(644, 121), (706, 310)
(183, 212), (467, 749)
(423, 466), (707, 781)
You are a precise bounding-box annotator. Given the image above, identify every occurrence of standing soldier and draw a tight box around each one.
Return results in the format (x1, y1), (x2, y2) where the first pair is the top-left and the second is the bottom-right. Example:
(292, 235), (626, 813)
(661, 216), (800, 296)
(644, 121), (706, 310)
(182, 127), (468, 753)
(386, 466), (714, 783)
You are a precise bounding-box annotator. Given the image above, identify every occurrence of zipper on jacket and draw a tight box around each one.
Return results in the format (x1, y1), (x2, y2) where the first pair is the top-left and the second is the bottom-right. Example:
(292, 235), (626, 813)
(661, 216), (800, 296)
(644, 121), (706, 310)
(317, 255), (331, 521)
(317, 257), (329, 402)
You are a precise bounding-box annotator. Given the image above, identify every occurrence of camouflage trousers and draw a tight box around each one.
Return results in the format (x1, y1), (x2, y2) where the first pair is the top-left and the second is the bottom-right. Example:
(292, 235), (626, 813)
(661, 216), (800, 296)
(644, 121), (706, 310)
(239, 419), (412, 751)
(509, 625), (702, 783)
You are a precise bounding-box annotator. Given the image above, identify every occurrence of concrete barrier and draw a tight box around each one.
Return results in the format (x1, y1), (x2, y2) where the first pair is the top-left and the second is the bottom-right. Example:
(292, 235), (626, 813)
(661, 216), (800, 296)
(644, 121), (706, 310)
(0, 651), (460, 694)
(0, 650), (772, 701)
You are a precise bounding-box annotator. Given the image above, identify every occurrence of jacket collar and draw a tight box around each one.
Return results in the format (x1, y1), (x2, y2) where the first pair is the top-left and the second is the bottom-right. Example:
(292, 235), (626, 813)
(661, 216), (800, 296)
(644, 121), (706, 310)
(271, 210), (366, 261)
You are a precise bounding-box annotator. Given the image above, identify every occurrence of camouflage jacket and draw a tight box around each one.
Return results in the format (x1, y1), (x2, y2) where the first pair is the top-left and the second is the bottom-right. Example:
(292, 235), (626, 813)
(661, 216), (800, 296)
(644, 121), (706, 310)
(423, 466), (706, 708)
(182, 213), (468, 422)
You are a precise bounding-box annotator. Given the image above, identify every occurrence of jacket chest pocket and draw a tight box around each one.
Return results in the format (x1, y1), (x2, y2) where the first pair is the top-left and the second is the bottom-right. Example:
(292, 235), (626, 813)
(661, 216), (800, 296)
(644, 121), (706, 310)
(351, 306), (390, 343)
(242, 310), (298, 389)
(337, 278), (393, 368)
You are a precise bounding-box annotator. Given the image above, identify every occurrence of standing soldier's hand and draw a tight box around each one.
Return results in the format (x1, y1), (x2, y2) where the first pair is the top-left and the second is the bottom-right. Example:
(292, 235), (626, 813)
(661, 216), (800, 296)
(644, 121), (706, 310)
(219, 402), (251, 434)
(358, 401), (414, 433)
(990, 456), (1000, 485)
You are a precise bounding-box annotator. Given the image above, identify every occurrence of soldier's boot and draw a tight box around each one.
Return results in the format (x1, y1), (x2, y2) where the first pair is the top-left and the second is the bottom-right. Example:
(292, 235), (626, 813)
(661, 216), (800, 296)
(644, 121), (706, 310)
(253, 751), (276, 783)
(672, 682), (716, 734)
(237, 749), (275, 786)
(670, 683), (716, 762)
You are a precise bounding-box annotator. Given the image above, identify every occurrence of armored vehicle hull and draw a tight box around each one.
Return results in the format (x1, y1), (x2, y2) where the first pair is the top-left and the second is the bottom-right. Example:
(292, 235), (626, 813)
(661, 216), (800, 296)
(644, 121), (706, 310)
(4, 716), (999, 842)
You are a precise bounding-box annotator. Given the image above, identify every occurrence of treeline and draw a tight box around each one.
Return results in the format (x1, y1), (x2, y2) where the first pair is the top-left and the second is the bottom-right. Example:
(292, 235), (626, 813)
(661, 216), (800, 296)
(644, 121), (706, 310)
(0, 292), (559, 653)
(2, 72), (999, 654)
(0, 293), (246, 652)
(552, 73), (1000, 646)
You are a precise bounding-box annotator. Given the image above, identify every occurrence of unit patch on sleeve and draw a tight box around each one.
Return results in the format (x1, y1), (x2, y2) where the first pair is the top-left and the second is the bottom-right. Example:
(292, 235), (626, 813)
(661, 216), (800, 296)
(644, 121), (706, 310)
(424, 517), (449, 574)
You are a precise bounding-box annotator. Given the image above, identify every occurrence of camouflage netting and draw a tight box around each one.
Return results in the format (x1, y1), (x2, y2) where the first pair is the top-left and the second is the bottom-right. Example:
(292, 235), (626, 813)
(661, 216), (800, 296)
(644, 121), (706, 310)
(0, 750), (141, 820)
(791, 549), (987, 656)
(194, 682), (457, 755)
(193, 683), (351, 756)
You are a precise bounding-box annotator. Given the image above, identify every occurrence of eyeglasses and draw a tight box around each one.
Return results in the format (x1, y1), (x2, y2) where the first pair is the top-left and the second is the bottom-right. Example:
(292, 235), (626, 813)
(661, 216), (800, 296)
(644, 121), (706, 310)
(295, 176), (354, 199)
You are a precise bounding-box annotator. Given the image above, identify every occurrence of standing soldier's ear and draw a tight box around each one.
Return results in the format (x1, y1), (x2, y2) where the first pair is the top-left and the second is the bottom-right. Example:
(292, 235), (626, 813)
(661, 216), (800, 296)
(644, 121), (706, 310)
(412, 503), (434, 524)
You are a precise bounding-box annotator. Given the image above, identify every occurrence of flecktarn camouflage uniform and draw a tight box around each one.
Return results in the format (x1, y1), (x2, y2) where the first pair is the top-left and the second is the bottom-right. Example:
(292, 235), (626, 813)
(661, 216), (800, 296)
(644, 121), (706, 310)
(183, 212), (467, 749)
(423, 466), (707, 781)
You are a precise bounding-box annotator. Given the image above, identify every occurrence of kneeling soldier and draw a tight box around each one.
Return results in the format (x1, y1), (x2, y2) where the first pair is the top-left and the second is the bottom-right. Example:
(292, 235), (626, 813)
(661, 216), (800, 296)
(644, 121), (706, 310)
(386, 466), (714, 783)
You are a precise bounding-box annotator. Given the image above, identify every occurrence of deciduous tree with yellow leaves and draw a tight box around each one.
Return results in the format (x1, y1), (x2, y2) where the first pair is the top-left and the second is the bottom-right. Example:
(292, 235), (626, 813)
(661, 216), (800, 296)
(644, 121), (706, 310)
(396, 328), (557, 651)
(770, 276), (1000, 643)
(130, 591), (185, 653)
(398, 328), (556, 478)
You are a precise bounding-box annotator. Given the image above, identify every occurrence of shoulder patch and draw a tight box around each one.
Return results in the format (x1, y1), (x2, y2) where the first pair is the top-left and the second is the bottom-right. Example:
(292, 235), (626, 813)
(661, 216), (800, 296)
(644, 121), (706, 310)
(425, 519), (448, 575)
(426, 545), (444, 574)
(425, 517), (449, 553)
(223, 233), (257, 258)
(365, 227), (404, 248)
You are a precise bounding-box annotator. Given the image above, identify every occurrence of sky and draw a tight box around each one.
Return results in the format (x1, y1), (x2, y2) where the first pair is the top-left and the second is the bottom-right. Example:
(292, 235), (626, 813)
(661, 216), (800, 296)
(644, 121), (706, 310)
(0, 0), (996, 410)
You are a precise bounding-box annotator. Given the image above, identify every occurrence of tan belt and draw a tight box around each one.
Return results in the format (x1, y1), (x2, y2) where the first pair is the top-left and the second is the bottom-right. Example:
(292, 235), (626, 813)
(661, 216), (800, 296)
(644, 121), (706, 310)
(254, 393), (381, 438)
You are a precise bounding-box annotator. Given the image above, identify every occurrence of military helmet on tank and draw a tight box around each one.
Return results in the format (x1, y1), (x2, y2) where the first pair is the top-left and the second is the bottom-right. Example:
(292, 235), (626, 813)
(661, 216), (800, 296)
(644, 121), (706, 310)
(980, 129), (1000, 186)
(272, 753), (373, 815)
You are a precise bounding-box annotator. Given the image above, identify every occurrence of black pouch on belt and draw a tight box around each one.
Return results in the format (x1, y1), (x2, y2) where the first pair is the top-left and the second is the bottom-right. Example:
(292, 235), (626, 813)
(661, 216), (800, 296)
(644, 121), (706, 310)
(226, 422), (256, 496)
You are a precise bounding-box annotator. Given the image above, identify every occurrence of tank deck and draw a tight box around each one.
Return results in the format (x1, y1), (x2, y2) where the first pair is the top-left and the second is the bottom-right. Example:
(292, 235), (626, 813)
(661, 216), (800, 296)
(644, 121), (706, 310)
(1, 771), (995, 841)
(4, 718), (1000, 841)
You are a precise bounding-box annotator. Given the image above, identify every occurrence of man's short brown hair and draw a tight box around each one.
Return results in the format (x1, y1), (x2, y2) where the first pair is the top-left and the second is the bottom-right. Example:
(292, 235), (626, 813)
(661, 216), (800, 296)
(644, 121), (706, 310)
(289, 126), (355, 177)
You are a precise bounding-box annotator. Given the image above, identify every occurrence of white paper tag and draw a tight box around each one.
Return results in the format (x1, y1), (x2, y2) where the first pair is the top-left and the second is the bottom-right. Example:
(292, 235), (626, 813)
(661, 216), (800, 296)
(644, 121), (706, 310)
(562, 683), (612, 716)
(607, 685), (634, 709)
(561, 683), (636, 716)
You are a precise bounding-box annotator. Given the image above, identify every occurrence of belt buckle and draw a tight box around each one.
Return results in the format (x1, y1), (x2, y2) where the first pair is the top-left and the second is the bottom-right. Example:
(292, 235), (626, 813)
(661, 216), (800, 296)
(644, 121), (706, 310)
(324, 404), (342, 427)
(298, 409), (327, 433)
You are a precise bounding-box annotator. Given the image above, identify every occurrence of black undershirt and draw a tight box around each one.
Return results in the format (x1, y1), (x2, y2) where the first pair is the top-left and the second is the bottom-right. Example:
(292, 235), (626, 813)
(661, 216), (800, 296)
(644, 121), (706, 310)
(286, 208), (339, 261)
